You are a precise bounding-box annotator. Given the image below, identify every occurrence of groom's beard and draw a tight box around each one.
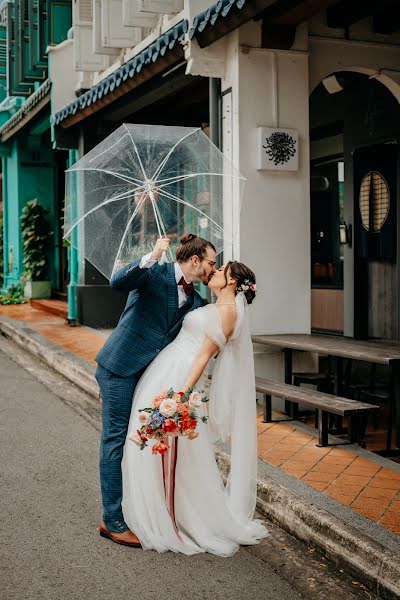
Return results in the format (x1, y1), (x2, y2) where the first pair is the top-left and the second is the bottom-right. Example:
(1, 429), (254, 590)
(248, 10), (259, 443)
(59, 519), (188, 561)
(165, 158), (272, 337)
(202, 272), (214, 286)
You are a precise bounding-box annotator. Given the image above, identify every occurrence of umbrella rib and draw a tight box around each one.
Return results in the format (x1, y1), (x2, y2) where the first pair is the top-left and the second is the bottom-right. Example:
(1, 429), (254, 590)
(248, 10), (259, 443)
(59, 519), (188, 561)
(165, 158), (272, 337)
(156, 172), (246, 188)
(123, 124), (149, 183)
(63, 186), (143, 239)
(111, 192), (147, 277)
(151, 128), (201, 183)
(70, 167), (142, 186)
(159, 189), (224, 234)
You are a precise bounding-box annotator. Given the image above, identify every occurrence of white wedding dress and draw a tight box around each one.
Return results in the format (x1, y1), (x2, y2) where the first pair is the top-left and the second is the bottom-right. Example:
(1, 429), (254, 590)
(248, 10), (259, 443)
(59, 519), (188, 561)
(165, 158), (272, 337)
(121, 295), (268, 556)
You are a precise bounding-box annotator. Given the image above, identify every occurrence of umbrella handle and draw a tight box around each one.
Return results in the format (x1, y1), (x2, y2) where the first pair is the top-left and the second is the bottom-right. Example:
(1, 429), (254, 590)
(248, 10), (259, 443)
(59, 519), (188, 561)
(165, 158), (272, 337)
(160, 236), (174, 263)
(161, 246), (174, 263)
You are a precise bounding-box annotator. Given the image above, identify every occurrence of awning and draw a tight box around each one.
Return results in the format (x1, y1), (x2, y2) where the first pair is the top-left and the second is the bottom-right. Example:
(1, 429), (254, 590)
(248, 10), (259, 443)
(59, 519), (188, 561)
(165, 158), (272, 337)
(189, 0), (264, 48)
(0, 79), (51, 143)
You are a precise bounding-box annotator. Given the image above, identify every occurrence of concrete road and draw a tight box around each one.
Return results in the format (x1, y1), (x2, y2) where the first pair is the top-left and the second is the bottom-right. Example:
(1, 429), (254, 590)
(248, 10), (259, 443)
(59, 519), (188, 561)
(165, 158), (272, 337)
(0, 338), (376, 600)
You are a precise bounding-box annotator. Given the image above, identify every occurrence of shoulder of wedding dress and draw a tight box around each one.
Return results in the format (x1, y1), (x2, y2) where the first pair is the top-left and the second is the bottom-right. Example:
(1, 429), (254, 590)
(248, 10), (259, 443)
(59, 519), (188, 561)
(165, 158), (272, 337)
(205, 303), (238, 342)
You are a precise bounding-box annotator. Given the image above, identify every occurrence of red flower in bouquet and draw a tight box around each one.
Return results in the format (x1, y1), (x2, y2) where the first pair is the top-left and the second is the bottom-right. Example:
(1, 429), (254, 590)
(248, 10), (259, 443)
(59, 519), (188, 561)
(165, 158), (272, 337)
(162, 418), (178, 435)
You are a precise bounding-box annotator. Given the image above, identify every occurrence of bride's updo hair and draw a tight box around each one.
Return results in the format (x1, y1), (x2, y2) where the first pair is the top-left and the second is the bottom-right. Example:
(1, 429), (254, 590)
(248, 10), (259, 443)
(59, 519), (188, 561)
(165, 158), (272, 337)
(223, 261), (257, 305)
(176, 233), (216, 262)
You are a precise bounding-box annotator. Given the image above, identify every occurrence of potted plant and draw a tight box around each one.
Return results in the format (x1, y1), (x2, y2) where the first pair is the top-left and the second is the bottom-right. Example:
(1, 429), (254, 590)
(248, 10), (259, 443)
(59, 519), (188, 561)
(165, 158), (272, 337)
(21, 199), (53, 299)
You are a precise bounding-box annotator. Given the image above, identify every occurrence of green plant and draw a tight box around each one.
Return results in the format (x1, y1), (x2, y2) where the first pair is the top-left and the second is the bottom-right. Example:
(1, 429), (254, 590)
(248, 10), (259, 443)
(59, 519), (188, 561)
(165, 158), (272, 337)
(0, 283), (26, 305)
(21, 199), (52, 281)
(0, 212), (3, 288)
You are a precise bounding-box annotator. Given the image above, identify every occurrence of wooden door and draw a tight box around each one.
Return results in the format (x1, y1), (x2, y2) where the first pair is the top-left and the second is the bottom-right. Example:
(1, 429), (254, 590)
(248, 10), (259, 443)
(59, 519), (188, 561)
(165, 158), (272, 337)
(353, 143), (397, 339)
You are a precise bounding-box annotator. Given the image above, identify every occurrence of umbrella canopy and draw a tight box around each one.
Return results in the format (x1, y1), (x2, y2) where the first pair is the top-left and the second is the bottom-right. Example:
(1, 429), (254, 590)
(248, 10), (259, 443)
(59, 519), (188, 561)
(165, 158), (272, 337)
(63, 123), (246, 280)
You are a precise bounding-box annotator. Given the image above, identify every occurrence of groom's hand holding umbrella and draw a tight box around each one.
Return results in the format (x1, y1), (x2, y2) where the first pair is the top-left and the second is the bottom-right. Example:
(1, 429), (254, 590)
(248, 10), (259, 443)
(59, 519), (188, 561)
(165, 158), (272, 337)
(151, 238), (171, 260)
(151, 237), (171, 261)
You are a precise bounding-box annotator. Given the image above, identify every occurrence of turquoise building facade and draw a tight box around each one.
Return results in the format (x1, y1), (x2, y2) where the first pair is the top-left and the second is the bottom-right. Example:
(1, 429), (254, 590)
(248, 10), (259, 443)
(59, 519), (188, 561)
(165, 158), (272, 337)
(0, 0), (71, 296)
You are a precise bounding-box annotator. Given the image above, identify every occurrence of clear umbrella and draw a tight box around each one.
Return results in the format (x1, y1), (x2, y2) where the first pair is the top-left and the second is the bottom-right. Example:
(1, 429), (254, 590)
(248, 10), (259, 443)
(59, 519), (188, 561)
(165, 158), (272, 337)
(63, 123), (246, 280)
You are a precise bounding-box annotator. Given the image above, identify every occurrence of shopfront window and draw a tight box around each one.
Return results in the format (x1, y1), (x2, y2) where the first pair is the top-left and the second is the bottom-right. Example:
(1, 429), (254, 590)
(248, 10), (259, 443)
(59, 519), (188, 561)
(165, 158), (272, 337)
(311, 159), (344, 289)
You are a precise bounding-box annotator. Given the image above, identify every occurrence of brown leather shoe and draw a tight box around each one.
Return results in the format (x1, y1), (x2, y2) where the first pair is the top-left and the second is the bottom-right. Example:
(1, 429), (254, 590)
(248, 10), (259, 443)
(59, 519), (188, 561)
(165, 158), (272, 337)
(99, 521), (141, 547)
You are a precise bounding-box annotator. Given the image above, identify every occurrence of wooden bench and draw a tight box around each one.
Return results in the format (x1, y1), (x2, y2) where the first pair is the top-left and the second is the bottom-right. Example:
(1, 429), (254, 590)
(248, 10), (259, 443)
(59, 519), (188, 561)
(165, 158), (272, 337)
(255, 377), (379, 447)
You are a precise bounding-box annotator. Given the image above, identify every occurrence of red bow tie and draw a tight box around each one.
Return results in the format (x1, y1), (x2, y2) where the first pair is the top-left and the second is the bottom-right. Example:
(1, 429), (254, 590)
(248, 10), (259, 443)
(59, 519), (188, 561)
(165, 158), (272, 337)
(178, 277), (194, 295)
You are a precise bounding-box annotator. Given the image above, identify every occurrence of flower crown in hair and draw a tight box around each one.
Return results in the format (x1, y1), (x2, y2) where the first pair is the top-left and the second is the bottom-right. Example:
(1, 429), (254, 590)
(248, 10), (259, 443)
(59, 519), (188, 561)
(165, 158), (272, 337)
(237, 279), (257, 294)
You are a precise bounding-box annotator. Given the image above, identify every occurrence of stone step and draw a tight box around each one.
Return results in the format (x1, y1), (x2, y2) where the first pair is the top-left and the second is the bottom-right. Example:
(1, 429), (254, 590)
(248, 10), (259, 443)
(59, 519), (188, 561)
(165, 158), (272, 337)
(31, 299), (68, 319)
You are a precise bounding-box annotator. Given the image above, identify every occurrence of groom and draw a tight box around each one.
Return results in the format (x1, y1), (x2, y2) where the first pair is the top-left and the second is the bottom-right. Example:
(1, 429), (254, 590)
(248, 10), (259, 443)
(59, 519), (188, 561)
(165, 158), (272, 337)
(95, 234), (217, 546)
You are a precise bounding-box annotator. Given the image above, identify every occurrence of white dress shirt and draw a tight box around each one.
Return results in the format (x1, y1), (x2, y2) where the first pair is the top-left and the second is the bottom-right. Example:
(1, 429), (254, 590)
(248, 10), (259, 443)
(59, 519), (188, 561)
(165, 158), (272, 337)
(139, 252), (190, 308)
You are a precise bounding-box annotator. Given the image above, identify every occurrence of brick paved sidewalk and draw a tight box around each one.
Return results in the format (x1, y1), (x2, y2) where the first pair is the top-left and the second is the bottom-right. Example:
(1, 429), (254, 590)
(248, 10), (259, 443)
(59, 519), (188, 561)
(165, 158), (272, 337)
(1, 302), (400, 538)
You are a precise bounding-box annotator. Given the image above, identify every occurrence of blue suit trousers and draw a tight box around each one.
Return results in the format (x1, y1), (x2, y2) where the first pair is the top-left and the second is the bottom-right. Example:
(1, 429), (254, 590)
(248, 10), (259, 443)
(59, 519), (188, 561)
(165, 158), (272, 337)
(95, 364), (144, 532)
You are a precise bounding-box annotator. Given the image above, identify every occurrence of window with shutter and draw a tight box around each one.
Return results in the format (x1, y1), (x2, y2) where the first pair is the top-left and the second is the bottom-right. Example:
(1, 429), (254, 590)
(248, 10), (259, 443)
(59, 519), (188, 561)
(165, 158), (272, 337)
(93, 0), (119, 55)
(7, 0), (38, 95)
(80, 0), (92, 22)
(100, 0), (142, 49)
(0, 2), (7, 102)
(122, 0), (156, 27)
(74, 23), (109, 71)
(29, 1), (44, 72)
(73, 0), (92, 25)
(46, 0), (72, 46)
(138, 0), (183, 15)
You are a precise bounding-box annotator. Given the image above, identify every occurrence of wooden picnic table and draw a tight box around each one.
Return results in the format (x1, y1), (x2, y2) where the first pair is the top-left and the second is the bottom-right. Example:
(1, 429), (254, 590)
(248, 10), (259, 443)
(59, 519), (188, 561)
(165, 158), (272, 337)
(252, 333), (400, 450)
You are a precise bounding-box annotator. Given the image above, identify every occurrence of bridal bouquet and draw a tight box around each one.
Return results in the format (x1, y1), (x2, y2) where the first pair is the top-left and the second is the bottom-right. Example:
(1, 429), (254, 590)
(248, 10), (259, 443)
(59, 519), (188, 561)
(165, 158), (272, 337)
(129, 388), (209, 455)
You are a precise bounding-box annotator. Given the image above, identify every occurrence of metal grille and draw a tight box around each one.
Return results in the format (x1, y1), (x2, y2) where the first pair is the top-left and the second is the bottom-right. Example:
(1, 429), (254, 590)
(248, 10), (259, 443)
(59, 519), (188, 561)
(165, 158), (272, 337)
(0, 39), (6, 63)
(359, 170), (390, 232)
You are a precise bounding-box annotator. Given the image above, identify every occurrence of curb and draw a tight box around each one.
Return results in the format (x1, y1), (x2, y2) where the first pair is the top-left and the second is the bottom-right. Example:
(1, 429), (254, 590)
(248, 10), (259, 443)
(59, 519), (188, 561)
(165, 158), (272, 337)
(1, 315), (399, 599)
(215, 451), (400, 600)
(0, 317), (99, 398)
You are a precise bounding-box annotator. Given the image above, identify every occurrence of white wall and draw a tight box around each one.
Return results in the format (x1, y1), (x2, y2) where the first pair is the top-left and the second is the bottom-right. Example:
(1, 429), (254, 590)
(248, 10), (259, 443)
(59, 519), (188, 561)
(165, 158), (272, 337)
(222, 22), (311, 337)
(48, 40), (79, 114)
(219, 22), (314, 385)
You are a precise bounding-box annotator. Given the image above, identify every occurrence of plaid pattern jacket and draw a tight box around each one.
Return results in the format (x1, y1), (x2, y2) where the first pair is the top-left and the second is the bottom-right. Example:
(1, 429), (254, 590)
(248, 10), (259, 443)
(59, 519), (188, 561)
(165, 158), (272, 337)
(95, 259), (205, 377)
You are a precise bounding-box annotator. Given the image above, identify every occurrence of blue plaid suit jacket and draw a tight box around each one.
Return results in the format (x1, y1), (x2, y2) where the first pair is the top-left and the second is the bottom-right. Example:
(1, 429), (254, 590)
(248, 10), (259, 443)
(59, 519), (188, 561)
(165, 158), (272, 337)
(95, 259), (205, 377)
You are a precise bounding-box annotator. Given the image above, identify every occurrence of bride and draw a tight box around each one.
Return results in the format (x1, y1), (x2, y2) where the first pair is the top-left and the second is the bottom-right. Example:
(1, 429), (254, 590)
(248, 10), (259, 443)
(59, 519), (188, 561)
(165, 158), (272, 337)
(121, 260), (268, 556)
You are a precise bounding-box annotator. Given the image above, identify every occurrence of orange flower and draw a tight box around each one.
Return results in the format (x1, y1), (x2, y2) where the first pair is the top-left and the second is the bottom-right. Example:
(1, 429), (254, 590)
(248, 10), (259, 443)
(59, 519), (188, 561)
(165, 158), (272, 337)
(152, 441), (169, 455)
(176, 403), (188, 415)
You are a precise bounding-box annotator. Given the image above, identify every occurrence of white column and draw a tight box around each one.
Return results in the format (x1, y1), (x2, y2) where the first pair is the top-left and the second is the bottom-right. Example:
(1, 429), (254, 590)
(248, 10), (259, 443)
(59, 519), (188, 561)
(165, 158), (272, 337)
(222, 23), (311, 338)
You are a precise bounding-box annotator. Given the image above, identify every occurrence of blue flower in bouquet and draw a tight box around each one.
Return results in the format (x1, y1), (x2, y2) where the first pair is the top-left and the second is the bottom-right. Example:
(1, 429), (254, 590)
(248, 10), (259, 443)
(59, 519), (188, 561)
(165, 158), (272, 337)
(149, 410), (164, 428)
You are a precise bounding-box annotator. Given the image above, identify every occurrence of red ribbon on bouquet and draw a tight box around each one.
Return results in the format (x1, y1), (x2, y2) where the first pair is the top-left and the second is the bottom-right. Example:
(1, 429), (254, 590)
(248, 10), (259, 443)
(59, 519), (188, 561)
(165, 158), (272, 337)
(161, 436), (183, 541)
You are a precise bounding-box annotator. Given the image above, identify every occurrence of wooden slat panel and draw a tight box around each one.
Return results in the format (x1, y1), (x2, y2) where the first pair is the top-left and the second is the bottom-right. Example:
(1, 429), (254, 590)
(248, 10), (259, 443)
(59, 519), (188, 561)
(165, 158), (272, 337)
(255, 377), (379, 415)
(311, 288), (344, 333)
(368, 261), (397, 340)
